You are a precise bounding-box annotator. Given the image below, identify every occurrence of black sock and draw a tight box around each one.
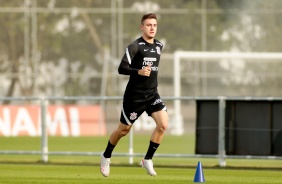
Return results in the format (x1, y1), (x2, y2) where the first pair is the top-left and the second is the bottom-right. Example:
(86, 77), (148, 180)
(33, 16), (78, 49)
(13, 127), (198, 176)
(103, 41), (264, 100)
(103, 141), (116, 158)
(144, 141), (160, 160)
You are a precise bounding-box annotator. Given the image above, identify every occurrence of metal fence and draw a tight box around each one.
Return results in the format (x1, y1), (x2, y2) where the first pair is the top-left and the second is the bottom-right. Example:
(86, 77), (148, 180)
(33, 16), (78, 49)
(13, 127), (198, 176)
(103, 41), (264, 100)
(1, 96), (282, 167)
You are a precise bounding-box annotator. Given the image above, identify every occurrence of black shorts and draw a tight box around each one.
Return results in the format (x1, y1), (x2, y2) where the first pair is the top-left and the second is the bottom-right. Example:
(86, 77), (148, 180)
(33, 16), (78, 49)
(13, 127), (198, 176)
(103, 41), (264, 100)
(120, 93), (167, 125)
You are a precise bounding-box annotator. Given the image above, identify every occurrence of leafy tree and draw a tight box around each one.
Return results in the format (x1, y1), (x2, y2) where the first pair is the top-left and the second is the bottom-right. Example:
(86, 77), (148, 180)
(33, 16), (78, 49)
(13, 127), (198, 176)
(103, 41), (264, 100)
(1, 0), (282, 99)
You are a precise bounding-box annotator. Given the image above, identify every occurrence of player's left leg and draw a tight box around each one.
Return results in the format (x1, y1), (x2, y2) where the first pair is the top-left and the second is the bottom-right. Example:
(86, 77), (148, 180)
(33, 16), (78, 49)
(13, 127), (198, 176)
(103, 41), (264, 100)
(141, 109), (168, 176)
(150, 110), (168, 144)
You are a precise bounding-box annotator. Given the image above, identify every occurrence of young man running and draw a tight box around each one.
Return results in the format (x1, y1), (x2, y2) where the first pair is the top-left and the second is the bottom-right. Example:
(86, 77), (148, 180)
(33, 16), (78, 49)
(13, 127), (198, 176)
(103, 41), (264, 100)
(100, 13), (168, 177)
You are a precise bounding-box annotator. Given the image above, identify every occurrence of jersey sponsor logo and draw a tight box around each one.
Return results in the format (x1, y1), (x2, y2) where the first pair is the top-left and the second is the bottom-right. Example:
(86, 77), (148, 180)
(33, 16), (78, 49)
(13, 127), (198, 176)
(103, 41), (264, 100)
(142, 65), (158, 71)
(129, 112), (138, 120)
(143, 57), (158, 71)
(138, 42), (146, 45)
(143, 61), (154, 66)
(150, 66), (158, 71)
(144, 57), (157, 61)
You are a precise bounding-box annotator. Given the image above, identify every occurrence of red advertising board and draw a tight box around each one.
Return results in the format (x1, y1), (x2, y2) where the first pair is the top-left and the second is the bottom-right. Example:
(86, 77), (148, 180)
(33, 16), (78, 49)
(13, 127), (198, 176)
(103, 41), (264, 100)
(0, 105), (106, 136)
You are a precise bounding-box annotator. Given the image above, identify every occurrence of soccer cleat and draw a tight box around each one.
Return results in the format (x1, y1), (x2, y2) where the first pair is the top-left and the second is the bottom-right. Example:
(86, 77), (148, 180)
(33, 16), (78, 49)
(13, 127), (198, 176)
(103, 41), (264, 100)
(100, 153), (111, 177)
(140, 159), (157, 176)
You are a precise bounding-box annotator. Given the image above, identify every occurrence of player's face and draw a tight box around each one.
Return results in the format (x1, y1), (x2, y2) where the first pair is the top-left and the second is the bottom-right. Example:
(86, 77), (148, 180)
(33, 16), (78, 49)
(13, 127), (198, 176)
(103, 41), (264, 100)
(140, 18), (157, 39)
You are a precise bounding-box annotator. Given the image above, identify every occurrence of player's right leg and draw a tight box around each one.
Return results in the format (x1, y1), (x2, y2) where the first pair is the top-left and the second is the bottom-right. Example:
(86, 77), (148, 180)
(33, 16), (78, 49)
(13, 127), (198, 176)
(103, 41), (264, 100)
(100, 122), (132, 177)
(100, 100), (145, 177)
(100, 152), (111, 177)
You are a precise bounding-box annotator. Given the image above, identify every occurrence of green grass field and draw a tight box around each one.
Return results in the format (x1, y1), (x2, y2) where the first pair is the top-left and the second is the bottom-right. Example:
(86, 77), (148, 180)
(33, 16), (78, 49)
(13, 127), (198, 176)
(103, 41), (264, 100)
(1, 163), (282, 184)
(1, 135), (282, 183)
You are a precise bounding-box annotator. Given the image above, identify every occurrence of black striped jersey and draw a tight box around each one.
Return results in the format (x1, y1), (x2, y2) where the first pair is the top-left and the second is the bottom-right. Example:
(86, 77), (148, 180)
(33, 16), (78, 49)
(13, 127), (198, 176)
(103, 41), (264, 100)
(118, 36), (163, 102)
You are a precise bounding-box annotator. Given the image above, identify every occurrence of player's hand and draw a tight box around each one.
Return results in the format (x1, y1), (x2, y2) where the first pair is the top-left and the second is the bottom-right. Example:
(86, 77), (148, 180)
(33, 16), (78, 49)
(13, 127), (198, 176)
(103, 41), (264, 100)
(138, 64), (151, 77)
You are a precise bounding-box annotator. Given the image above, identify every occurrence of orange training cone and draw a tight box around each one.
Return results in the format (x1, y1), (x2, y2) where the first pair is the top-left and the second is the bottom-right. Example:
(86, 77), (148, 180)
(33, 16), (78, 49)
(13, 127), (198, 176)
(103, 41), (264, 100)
(193, 161), (205, 183)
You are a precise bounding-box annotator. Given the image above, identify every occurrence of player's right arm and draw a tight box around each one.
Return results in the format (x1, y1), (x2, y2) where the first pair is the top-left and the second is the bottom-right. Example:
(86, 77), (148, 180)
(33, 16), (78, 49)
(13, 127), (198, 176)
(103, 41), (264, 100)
(118, 42), (151, 77)
(137, 64), (151, 77)
(118, 42), (139, 75)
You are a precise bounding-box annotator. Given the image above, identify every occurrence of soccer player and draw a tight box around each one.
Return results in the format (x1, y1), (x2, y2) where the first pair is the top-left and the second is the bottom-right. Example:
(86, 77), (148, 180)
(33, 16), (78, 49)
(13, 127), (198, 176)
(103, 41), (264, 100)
(100, 13), (168, 177)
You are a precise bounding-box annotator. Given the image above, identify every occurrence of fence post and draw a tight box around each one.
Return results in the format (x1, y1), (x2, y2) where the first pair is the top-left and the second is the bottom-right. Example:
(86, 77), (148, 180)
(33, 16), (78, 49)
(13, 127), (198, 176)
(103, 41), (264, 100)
(40, 97), (48, 162)
(129, 129), (133, 164)
(218, 96), (226, 167)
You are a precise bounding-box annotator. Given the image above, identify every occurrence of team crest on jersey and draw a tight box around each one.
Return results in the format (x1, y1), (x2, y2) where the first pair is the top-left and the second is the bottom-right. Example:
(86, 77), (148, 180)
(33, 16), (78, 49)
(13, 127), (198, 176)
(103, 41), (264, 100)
(129, 112), (138, 120)
(156, 46), (161, 55)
